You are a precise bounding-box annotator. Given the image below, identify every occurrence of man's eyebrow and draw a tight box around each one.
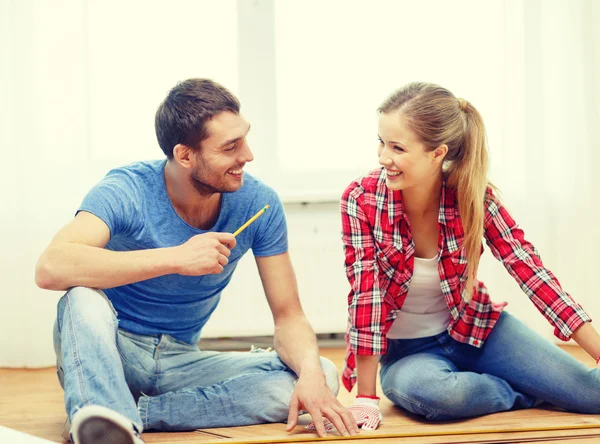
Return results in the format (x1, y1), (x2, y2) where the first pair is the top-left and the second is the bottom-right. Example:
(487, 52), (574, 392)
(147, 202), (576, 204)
(219, 124), (251, 148)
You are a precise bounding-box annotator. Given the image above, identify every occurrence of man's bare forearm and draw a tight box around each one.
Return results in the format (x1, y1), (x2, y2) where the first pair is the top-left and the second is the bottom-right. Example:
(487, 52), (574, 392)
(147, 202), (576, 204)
(35, 243), (178, 291)
(274, 314), (323, 378)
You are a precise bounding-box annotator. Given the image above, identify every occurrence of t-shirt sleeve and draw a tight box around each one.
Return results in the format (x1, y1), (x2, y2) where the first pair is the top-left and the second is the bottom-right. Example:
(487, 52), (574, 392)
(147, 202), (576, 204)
(77, 170), (144, 238)
(251, 185), (288, 257)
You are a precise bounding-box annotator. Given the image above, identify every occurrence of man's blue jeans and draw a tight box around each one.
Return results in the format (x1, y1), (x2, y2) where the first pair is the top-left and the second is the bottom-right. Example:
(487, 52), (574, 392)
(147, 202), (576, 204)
(380, 312), (600, 420)
(53, 286), (340, 432)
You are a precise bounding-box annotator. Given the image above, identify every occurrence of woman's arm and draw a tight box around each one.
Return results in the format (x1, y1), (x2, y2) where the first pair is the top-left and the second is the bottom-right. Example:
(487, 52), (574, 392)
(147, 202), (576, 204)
(341, 184), (391, 391)
(571, 323), (600, 362)
(483, 189), (590, 341)
(356, 355), (381, 396)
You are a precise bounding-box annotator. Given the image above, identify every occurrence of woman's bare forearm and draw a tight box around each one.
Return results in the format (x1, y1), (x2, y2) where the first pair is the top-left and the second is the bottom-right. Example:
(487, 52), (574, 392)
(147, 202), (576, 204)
(356, 354), (380, 396)
(571, 322), (600, 361)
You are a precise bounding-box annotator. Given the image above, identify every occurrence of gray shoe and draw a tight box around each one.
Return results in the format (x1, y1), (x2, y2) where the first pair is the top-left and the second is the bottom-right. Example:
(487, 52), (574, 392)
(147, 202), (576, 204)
(68, 405), (144, 444)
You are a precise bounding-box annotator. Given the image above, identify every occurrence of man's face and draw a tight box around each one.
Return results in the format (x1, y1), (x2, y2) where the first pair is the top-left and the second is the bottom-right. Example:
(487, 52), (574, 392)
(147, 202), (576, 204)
(190, 111), (254, 195)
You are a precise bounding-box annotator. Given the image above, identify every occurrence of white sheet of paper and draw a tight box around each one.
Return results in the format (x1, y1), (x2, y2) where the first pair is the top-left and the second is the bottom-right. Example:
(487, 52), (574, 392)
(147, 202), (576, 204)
(0, 426), (58, 443)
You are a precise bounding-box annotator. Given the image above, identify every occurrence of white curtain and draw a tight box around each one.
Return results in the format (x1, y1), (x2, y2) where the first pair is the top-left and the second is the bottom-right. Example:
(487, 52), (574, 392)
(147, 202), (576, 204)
(0, 0), (239, 367)
(1, 0), (599, 367)
(480, 0), (600, 338)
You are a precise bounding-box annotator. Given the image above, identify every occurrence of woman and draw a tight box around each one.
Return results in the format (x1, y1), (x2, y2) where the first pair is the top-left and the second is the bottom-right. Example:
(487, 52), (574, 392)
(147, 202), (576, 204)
(336, 83), (600, 431)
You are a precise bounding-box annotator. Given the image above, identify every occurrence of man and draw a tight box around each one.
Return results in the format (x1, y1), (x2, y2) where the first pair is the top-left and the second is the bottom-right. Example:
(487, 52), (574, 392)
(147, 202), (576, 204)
(36, 79), (358, 444)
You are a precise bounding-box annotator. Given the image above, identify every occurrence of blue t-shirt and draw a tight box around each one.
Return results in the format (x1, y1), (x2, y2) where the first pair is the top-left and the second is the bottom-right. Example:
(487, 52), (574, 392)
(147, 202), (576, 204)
(78, 159), (288, 344)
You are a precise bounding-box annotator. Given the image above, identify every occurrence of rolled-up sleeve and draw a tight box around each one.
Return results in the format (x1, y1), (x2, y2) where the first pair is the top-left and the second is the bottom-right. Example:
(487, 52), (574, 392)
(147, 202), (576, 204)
(342, 185), (390, 355)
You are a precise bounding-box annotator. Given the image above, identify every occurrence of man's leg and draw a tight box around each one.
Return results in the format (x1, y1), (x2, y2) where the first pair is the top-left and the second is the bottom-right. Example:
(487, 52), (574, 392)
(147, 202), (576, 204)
(54, 286), (142, 428)
(136, 338), (339, 431)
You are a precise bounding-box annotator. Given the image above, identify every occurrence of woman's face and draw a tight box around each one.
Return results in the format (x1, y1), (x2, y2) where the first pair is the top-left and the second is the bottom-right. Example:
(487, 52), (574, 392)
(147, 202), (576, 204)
(377, 111), (443, 192)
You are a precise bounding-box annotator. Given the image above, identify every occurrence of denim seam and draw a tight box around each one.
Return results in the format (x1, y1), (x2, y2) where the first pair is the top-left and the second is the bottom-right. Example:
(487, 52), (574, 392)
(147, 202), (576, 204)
(66, 292), (91, 408)
(140, 396), (149, 430)
(384, 388), (450, 418)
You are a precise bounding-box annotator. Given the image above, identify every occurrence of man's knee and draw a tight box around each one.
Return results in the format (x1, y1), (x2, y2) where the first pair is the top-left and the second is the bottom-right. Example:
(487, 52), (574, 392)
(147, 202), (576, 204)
(58, 287), (117, 330)
(319, 357), (340, 396)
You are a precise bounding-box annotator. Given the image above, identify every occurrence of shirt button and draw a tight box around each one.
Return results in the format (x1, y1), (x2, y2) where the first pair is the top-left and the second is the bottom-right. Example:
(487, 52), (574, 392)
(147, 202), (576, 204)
(473, 340), (479, 346)
(378, 252), (385, 258)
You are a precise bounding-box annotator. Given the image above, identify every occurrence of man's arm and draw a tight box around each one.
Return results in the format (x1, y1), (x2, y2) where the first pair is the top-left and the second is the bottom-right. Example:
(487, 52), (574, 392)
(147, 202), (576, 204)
(255, 253), (358, 438)
(36, 211), (235, 291)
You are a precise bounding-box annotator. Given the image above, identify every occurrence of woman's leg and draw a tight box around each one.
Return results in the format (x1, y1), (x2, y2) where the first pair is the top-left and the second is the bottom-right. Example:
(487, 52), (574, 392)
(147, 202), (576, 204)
(450, 312), (600, 414)
(380, 351), (537, 421)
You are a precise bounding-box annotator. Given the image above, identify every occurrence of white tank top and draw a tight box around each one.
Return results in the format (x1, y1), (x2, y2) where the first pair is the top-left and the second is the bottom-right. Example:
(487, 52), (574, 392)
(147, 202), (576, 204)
(386, 255), (451, 339)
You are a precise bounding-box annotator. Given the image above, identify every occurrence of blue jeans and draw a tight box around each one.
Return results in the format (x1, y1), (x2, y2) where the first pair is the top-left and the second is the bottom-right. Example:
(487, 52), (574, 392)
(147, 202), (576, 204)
(53, 287), (340, 432)
(380, 312), (600, 420)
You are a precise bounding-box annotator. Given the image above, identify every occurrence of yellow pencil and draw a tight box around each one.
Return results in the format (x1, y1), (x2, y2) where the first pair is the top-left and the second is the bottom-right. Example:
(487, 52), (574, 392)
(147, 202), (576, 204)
(233, 205), (270, 237)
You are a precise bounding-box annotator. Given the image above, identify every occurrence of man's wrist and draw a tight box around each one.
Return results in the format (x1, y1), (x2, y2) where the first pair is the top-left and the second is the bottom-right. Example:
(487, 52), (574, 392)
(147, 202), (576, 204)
(158, 246), (181, 274)
(298, 362), (326, 380)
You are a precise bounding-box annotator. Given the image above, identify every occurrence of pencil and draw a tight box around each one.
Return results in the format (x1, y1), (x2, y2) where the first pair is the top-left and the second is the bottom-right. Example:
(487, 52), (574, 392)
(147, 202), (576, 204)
(233, 204), (270, 237)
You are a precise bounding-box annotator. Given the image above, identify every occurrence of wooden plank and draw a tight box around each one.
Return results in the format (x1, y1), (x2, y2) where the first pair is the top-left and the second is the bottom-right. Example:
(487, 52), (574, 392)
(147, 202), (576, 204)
(193, 435), (600, 444)
(1, 345), (598, 443)
(201, 406), (600, 440)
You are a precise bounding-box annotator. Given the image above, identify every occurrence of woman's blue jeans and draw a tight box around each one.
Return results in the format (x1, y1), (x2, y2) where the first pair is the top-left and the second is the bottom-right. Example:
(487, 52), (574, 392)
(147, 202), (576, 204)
(380, 311), (600, 420)
(53, 287), (339, 432)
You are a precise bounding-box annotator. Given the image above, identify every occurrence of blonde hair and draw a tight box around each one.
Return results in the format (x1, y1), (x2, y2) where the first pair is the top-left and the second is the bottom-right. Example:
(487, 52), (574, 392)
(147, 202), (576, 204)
(378, 82), (492, 300)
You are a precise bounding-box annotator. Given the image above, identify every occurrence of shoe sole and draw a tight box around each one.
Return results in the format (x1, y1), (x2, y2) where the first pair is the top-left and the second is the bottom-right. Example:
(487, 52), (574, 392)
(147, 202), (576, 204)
(75, 417), (134, 444)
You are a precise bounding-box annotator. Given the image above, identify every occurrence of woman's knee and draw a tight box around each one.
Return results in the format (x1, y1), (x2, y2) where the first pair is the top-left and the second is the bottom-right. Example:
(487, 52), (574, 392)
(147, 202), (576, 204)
(383, 370), (469, 420)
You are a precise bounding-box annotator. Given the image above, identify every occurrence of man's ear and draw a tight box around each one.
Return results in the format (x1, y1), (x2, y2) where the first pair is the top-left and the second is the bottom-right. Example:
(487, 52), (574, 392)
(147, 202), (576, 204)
(432, 144), (448, 164)
(173, 144), (194, 169)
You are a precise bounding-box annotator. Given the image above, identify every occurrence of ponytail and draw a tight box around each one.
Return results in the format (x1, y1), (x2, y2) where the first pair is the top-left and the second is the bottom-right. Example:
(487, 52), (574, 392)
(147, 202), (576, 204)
(446, 101), (489, 301)
(379, 84), (494, 301)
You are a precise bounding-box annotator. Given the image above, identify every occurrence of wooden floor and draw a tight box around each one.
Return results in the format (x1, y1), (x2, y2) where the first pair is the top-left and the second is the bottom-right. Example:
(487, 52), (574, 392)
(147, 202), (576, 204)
(2, 346), (600, 443)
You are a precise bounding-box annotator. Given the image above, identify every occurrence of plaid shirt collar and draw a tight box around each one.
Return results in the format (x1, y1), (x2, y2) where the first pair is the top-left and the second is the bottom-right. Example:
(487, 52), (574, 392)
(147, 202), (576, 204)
(379, 169), (459, 250)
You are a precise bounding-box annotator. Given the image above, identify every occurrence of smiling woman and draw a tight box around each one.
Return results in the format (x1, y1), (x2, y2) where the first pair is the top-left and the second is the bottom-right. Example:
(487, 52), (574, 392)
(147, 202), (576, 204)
(334, 80), (600, 430)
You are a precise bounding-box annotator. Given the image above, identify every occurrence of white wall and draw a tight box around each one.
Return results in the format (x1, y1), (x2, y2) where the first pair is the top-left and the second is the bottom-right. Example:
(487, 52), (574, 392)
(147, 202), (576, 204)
(2, 0), (600, 367)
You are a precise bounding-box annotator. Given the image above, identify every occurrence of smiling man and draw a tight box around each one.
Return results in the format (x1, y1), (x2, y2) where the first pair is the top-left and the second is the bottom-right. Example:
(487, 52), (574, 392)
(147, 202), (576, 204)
(36, 79), (357, 444)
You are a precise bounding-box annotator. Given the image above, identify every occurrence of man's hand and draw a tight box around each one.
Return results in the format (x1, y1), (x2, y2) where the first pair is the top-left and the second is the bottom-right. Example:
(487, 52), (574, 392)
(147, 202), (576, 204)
(286, 371), (358, 438)
(306, 395), (382, 433)
(174, 232), (236, 276)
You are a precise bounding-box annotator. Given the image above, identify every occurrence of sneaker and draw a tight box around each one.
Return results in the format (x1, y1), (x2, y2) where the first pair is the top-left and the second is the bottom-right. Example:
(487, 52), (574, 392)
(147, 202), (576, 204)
(68, 405), (144, 444)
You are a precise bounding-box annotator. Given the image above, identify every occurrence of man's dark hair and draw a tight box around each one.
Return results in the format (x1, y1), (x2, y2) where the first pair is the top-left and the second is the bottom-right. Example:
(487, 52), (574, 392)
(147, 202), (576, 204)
(155, 78), (240, 158)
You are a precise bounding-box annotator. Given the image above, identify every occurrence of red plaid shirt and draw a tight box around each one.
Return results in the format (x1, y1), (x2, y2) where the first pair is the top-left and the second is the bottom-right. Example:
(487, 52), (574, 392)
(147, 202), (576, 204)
(341, 168), (591, 392)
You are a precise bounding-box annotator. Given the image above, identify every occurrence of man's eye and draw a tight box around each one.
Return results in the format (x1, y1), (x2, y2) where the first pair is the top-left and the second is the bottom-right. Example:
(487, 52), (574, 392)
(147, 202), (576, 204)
(394, 146), (404, 152)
